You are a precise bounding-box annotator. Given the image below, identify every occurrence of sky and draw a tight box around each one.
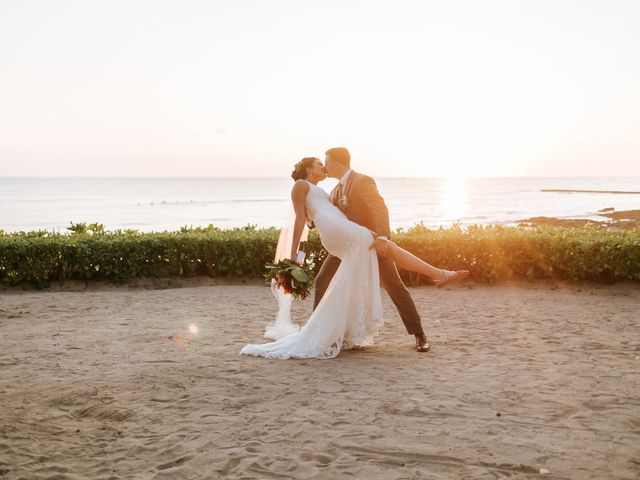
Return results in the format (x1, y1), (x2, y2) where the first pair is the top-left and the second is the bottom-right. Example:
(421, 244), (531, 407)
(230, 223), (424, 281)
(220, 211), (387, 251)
(1, 0), (639, 178)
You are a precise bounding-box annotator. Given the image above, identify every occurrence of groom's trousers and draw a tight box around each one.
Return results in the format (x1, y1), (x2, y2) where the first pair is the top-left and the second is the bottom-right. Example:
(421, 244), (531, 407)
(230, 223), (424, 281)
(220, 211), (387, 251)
(313, 253), (425, 336)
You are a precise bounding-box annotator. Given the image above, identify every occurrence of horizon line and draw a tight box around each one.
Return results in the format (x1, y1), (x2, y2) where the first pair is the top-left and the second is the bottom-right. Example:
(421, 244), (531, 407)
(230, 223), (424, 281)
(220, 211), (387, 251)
(2, 175), (639, 180)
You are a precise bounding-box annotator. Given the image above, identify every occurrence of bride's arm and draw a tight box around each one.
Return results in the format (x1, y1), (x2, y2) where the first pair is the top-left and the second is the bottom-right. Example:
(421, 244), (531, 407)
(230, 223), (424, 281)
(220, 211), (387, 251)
(289, 180), (310, 262)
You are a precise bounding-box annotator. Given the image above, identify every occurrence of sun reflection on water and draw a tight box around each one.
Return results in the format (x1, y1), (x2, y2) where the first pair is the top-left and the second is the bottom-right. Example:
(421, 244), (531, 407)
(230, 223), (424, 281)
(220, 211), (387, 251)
(440, 177), (468, 224)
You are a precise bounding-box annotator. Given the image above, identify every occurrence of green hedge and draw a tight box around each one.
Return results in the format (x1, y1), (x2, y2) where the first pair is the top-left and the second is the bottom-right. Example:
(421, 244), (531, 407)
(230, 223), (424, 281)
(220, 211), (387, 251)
(392, 224), (640, 284)
(0, 223), (639, 289)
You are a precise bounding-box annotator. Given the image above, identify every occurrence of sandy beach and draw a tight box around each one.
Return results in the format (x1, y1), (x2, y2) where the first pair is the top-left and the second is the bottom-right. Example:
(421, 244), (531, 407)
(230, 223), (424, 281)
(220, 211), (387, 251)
(1, 280), (639, 479)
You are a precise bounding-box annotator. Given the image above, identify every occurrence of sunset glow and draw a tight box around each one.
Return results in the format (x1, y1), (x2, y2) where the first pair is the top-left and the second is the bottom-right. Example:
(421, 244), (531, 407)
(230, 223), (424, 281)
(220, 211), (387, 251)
(1, 1), (639, 178)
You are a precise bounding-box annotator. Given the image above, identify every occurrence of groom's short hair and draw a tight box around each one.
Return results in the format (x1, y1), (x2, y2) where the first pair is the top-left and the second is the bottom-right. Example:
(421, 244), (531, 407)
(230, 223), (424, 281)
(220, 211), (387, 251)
(326, 147), (350, 167)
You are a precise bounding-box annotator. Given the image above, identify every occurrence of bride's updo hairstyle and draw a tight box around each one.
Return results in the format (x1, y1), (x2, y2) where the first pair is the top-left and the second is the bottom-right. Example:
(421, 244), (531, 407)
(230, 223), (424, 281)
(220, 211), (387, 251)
(291, 157), (319, 181)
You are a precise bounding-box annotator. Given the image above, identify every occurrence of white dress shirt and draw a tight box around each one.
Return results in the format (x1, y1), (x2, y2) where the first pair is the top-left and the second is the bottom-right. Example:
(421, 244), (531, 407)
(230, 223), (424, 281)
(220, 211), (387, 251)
(339, 168), (353, 188)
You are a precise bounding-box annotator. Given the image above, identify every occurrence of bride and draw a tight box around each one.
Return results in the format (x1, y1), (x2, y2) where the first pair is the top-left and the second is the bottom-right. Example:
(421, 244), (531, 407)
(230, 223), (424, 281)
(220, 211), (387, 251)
(240, 157), (468, 359)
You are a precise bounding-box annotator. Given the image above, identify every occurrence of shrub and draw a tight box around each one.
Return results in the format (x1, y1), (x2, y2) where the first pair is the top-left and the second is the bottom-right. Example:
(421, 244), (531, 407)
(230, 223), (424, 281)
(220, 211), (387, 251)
(0, 223), (638, 289)
(392, 224), (640, 285)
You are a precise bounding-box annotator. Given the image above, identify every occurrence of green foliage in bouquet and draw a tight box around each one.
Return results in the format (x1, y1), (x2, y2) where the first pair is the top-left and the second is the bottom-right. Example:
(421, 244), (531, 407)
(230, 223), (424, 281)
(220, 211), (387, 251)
(264, 258), (315, 300)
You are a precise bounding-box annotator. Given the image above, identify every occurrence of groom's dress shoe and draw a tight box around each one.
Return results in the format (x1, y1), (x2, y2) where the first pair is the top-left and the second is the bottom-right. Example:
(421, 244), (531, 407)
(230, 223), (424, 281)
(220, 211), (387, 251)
(415, 334), (431, 352)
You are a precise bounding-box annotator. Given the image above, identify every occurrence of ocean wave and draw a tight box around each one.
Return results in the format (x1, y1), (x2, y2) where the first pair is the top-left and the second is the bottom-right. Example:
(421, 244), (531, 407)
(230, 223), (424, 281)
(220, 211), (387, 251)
(137, 198), (288, 206)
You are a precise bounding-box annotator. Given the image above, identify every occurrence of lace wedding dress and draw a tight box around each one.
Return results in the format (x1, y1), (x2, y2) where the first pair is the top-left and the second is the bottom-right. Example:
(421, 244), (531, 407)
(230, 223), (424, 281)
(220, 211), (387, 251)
(240, 180), (383, 359)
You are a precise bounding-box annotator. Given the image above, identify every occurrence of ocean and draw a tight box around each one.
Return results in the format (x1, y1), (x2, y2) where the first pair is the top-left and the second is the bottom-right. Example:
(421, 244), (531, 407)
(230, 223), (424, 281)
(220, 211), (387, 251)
(1, 177), (638, 233)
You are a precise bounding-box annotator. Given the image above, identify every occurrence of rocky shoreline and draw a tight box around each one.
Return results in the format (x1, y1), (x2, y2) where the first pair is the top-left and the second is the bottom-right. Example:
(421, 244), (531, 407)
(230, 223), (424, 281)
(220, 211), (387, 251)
(517, 209), (640, 229)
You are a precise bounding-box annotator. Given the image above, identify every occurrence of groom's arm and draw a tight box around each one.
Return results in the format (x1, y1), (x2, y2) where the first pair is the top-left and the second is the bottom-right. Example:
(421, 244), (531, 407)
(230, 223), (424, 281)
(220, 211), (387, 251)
(360, 176), (391, 238)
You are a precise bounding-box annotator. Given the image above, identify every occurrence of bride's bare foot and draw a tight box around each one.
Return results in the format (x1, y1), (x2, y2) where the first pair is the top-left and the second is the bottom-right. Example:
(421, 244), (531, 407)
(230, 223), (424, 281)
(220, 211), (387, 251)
(434, 269), (469, 288)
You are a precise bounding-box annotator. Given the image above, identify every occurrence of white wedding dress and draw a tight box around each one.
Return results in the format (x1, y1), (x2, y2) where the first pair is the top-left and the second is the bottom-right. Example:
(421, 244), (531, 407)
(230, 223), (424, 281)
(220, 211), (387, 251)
(240, 180), (383, 359)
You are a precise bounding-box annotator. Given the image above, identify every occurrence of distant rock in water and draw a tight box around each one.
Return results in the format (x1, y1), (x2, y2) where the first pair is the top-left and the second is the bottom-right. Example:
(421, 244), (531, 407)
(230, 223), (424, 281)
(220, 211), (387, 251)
(518, 210), (640, 229)
(598, 207), (615, 213)
(598, 209), (640, 221)
(542, 189), (640, 194)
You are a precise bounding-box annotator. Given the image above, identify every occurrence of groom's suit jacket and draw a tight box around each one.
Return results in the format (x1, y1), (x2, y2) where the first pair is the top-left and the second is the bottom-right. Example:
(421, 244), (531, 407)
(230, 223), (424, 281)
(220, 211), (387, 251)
(329, 171), (392, 238)
(316, 170), (424, 336)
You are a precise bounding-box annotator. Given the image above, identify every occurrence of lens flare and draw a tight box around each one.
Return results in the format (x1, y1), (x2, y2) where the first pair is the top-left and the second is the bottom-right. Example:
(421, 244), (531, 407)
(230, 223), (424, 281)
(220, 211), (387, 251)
(188, 323), (199, 335)
(170, 334), (190, 351)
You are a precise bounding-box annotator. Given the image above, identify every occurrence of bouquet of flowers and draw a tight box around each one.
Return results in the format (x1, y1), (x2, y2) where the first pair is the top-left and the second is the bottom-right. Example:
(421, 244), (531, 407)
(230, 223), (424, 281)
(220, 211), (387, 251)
(264, 258), (315, 300)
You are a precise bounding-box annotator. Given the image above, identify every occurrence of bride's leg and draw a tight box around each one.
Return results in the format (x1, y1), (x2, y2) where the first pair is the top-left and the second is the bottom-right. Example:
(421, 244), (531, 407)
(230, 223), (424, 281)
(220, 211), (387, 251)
(384, 242), (446, 281)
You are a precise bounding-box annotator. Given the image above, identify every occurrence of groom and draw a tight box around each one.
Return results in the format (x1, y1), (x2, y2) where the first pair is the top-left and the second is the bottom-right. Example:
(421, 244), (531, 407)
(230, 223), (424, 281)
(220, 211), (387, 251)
(313, 147), (431, 352)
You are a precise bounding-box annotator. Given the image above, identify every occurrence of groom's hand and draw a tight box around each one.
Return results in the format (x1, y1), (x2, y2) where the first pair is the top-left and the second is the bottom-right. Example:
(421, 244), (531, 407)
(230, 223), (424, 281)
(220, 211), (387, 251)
(369, 237), (390, 256)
